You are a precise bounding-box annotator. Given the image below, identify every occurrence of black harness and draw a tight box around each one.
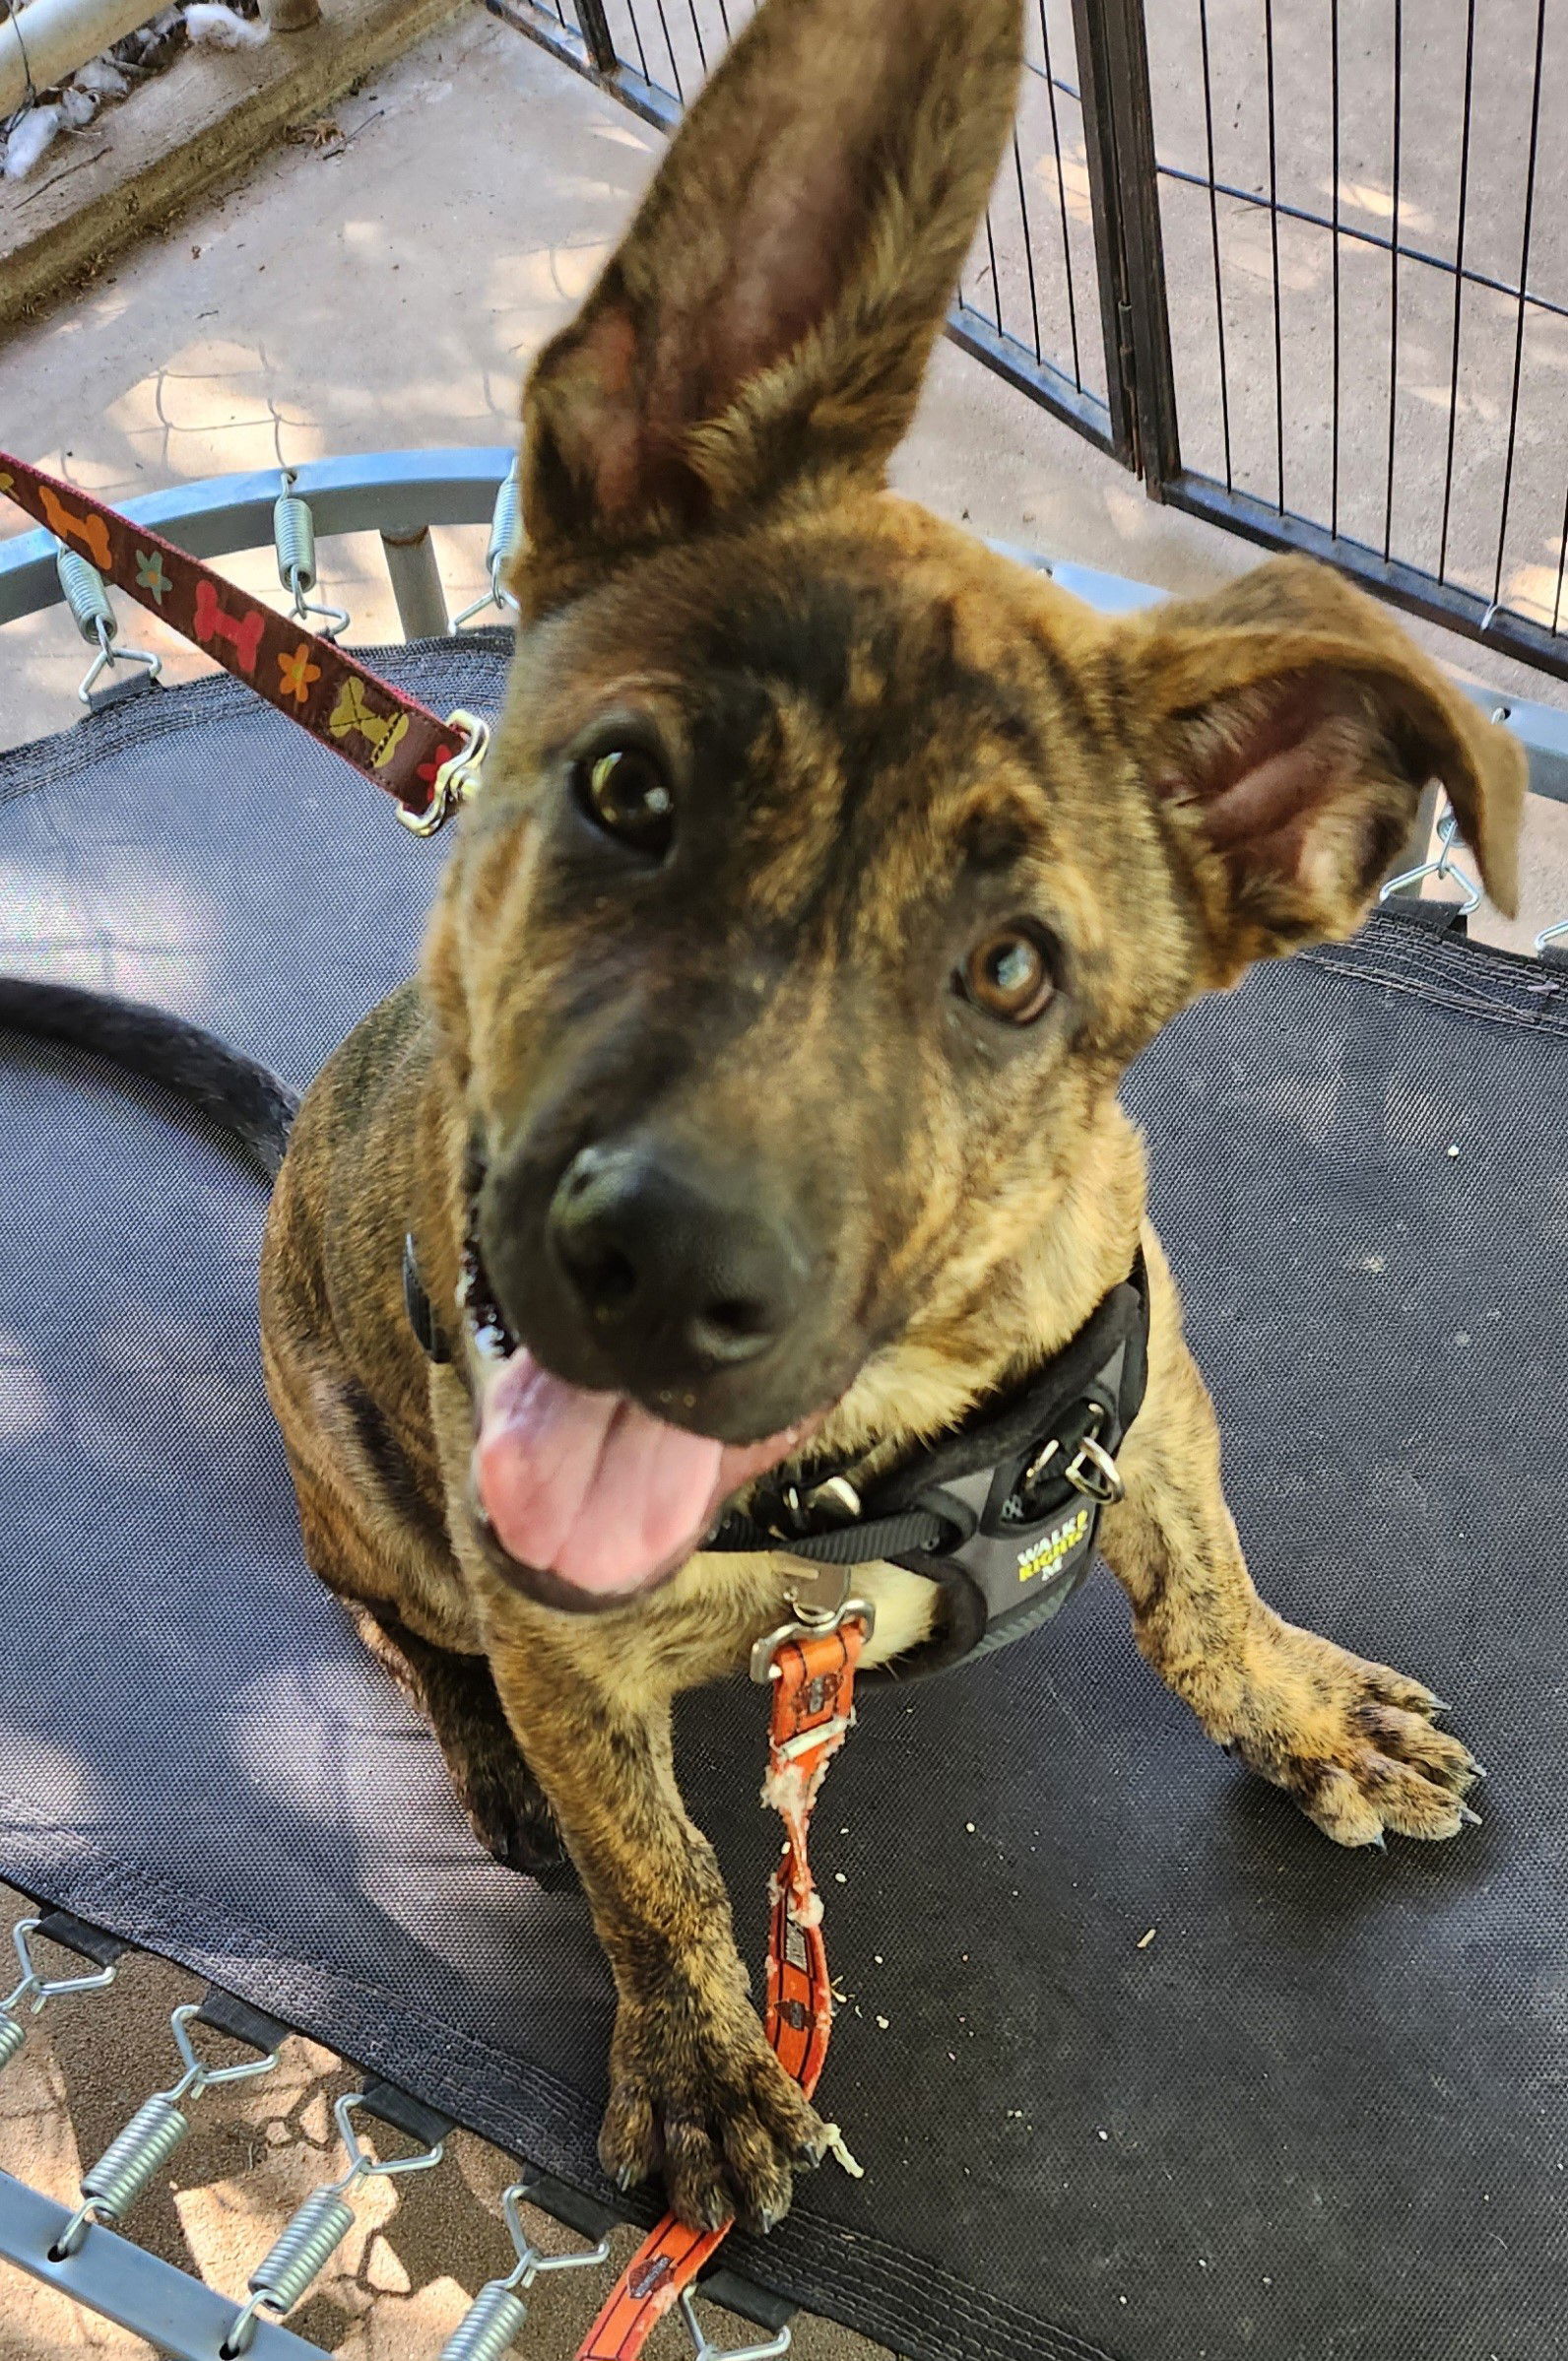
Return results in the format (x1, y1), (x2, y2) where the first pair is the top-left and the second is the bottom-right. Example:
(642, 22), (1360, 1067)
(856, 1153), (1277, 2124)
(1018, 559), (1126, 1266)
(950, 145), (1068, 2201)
(706, 1253), (1148, 1676)
(404, 1239), (1148, 1678)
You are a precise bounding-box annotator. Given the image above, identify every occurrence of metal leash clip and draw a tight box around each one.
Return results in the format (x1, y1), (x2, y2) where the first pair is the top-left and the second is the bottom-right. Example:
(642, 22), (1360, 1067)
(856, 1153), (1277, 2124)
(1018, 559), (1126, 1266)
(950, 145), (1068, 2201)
(435, 2180), (613, 2361)
(1380, 799), (1482, 916)
(0, 1916), (117, 2072)
(751, 1566), (876, 1685)
(274, 470), (351, 640)
(678, 2288), (793, 2360)
(51, 2000), (281, 2259)
(399, 705), (491, 836)
(56, 546), (163, 703)
(222, 2091), (445, 2354)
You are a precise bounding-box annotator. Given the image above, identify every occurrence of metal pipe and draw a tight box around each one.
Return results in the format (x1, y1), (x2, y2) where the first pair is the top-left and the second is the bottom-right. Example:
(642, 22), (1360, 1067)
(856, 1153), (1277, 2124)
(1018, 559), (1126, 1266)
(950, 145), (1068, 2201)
(0, 0), (165, 118)
(380, 526), (449, 639)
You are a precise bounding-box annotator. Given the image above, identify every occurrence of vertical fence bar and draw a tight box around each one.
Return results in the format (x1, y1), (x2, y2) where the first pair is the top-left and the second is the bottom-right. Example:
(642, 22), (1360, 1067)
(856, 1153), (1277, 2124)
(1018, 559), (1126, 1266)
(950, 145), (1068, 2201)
(1012, 129), (1045, 362)
(621, 0), (652, 84)
(1381, 0), (1403, 563)
(984, 207), (1004, 335)
(650, 0), (684, 98)
(1037, 1), (1084, 392)
(1491, 0), (1548, 614)
(1264, 0), (1284, 515)
(1065, 0), (1135, 463)
(1070, 0), (1179, 490)
(569, 0), (618, 71)
(1436, 0), (1476, 585)
(1195, 0), (1233, 492)
(1329, 0), (1340, 539)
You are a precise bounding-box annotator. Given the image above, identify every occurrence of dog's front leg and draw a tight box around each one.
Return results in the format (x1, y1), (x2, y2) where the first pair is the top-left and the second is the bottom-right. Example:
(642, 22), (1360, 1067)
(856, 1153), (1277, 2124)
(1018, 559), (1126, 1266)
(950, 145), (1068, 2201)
(1096, 1237), (1479, 1848)
(485, 1623), (824, 2230)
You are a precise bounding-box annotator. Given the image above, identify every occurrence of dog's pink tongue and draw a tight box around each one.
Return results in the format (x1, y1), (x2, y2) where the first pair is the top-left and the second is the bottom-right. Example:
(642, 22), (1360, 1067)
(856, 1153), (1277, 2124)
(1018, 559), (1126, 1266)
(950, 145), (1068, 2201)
(474, 1350), (793, 1598)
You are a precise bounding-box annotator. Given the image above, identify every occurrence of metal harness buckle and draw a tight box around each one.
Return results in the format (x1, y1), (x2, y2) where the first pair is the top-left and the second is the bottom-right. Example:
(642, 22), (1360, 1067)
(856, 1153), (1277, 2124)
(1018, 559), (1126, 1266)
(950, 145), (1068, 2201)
(399, 706), (490, 836)
(1063, 1406), (1126, 1505)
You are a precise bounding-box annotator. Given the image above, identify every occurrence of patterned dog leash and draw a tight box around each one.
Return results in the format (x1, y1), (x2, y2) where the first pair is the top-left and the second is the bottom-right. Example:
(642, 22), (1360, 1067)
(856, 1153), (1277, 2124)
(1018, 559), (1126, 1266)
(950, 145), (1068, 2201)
(576, 1604), (872, 2361)
(0, 450), (488, 834)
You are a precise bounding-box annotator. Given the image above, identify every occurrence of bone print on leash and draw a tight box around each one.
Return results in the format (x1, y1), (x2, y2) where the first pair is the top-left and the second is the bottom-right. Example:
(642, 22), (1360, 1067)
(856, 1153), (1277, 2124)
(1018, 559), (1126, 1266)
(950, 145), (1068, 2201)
(36, 484), (113, 573)
(192, 579), (266, 677)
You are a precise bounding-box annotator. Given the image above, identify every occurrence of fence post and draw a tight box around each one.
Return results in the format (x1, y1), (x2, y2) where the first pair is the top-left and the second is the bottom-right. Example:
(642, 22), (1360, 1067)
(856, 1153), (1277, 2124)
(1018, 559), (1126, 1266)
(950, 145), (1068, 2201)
(570, 0), (618, 74)
(1068, 0), (1179, 495)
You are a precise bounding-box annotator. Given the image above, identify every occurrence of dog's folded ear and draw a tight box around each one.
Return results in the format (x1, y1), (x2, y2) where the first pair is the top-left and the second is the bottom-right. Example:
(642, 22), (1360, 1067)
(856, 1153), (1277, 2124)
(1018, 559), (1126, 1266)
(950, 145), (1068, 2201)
(1120, 557), (1526, 982)
(515, 0), (1023, 609)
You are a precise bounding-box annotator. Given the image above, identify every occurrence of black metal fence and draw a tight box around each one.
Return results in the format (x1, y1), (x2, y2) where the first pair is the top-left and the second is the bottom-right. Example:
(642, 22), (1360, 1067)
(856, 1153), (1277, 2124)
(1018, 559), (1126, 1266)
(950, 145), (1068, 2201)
(490, 0), (1568, 689)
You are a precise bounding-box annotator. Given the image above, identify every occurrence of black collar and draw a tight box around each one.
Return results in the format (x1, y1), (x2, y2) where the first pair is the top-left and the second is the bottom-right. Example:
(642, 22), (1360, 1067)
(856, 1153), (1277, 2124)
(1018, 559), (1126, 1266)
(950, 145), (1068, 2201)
(403, 1234), (1148, 1679)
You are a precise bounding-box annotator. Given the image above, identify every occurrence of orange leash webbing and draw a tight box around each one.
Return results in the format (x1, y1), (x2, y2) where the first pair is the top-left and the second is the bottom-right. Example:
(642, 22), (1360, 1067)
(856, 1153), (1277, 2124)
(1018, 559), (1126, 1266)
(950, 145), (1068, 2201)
(575, 1615), (869, 2360)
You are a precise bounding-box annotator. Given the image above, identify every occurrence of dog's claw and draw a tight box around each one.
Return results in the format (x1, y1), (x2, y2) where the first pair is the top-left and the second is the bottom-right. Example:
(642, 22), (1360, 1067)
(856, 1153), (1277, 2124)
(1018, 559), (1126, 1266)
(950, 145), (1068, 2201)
(1468, 1760), (1489, 1783)
(614, 2164), (639, 2193)
(1458, 1802), (1483, 1827)
(1366, 1831), (1388, 1853)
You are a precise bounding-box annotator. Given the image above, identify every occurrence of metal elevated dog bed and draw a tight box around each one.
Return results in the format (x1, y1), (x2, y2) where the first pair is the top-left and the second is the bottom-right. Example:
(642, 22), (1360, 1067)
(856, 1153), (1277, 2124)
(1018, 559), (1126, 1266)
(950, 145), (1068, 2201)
(2, 456), (1566, 2361)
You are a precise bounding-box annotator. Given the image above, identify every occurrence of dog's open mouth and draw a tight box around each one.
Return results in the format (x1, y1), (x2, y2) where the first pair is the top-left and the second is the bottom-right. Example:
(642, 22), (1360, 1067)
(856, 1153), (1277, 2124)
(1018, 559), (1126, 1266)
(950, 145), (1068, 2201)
(458, 1211), (817, 1606)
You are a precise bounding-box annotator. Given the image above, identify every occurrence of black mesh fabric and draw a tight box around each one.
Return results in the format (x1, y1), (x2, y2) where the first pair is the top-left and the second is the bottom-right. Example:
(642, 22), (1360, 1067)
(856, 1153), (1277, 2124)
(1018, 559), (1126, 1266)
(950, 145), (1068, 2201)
(2, 645), (1566, 2361)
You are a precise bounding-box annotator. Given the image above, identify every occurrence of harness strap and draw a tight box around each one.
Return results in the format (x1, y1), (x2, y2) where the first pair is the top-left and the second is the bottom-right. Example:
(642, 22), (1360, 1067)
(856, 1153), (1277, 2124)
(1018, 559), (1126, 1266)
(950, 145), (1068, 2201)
(0, 451), (471, 829)
(574, 1615), (869, 2361)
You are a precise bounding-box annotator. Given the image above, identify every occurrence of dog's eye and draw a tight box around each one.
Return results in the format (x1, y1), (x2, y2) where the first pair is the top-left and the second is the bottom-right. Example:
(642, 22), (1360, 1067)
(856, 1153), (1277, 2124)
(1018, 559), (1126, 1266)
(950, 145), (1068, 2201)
(574, 747), (674, 859)
(957, 924), (1057, 1025)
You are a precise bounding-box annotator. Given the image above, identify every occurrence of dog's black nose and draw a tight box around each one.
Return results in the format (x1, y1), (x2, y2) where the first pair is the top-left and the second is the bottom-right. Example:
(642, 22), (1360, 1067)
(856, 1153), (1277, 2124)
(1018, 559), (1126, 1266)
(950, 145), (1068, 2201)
(548, 1144), (809, 1377)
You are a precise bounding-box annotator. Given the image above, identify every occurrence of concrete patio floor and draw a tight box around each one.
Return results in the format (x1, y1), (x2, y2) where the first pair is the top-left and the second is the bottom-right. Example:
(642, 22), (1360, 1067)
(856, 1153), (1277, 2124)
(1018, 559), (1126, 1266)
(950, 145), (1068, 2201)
(1, 6), (1566, 2354)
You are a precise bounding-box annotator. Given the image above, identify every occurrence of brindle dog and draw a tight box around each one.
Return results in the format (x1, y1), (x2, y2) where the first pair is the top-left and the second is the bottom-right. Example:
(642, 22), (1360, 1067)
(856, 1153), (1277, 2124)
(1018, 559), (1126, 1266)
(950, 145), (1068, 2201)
(254, 0), (1526, 2239)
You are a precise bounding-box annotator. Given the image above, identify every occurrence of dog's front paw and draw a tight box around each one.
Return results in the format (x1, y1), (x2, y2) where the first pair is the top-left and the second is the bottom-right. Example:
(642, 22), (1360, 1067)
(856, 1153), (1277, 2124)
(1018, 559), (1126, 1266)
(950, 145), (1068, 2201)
(1215, 1612), (1481, 1847)
(600, 1979), (826, 2233)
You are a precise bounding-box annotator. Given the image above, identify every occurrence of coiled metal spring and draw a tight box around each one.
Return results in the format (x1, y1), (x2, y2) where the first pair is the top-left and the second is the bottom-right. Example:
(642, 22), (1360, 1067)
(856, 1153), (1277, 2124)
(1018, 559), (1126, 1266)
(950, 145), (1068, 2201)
(274, 471), (350, 637)
(240, 2185), (358, 2321)
(435, 2181), (612, 2361)
(453, 458), (522, 627)
(79, 2092), (189, 2222)
(56, 547), (117, 640)
(53, 2000), (280, 2259)
(223, 2091), (444, 2355)
(437, 2276), (530, 2361)
(52, 545), (162, 701)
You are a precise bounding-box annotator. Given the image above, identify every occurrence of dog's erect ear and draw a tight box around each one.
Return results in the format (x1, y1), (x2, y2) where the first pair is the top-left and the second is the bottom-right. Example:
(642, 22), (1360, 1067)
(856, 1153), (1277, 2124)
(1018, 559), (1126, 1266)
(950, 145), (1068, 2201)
(516, 0), (1023, 603)
(1121, 557), (1526, 982)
